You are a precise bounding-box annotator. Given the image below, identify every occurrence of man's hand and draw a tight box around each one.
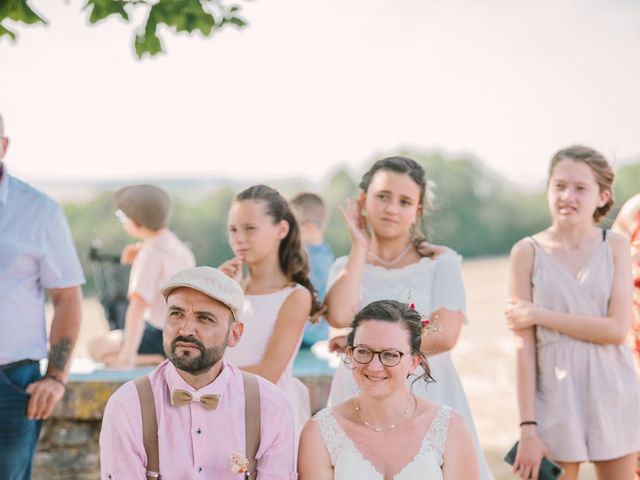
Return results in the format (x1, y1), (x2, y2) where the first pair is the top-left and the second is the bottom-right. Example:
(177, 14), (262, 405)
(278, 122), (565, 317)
(25, 377), (65, 420)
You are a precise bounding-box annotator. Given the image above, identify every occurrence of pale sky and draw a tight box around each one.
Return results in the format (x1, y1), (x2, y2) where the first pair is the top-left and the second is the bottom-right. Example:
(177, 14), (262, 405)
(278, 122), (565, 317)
(1, 0), (639, 186)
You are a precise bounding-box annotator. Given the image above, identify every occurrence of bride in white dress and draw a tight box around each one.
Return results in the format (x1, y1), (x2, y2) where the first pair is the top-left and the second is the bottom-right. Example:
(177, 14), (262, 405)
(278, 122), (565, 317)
(298, 300), (479, 479)
(324, 156), (493, 479)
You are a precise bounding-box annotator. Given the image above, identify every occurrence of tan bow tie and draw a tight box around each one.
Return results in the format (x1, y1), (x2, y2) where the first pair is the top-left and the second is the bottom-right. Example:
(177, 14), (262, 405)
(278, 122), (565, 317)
(171, 389), (220, 410)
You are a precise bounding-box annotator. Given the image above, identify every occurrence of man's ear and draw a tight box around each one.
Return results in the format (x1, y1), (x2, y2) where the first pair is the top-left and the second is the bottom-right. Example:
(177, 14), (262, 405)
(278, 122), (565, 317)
(226, 320), (244, 347)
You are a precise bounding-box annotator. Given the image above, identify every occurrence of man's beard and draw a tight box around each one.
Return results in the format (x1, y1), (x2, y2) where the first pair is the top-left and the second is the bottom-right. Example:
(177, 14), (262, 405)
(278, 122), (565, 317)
(165, 334), (228, 375)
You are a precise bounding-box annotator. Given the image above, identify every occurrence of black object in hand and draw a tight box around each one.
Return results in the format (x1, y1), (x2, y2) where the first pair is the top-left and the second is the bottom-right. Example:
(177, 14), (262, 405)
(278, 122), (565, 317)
(504, 441), (564, 480)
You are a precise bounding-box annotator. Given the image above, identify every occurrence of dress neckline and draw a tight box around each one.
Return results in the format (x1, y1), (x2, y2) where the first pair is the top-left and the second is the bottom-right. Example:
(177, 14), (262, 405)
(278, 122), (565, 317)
(243, 284), (298, 298)
(362, 249), (455, 274)
(326, 404), (448, 478)
(530, 237), (607, 281)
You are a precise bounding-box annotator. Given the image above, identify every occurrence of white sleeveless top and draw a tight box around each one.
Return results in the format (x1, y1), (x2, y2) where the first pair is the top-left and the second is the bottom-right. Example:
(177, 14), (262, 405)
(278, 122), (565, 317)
(224, 284), (310, 438)
(314, 405), (452, 480)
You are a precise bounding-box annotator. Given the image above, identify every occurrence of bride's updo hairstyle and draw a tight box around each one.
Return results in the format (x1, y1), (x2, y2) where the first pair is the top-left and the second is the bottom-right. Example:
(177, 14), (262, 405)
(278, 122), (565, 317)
(346, 300), (433, 385)
(359, 156), (434, 257)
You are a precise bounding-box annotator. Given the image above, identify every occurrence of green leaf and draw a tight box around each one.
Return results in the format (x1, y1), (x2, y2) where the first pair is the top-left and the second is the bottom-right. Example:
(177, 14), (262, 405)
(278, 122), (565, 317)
(0, 23), (17, 41)
(153, 0), (215, 35)
(135, 29), (163, 57)
(227, 16), (247, 28)
(84, 0), (129, 24)
(134, 10), (162, 58)
(3, 0), (46, 25)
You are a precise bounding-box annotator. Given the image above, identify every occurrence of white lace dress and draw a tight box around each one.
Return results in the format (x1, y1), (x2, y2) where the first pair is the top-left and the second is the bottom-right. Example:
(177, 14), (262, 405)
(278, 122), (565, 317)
(314, 405), (452, 479)
(327, 250), (494, 479)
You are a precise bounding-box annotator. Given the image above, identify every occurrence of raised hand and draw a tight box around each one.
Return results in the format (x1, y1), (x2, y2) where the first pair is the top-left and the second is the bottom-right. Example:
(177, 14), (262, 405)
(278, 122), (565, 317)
(338, 197), (371, 250)
(219, 256), (244, 284)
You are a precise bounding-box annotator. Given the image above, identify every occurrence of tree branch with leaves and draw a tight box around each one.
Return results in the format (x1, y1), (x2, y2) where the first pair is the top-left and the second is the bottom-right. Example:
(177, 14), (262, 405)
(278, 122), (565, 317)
(0, 0), (248, 58)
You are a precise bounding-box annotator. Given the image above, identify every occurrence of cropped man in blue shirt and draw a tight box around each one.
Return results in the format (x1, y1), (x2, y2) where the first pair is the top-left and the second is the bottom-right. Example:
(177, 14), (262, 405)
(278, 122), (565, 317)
(0, 113), (85, 479)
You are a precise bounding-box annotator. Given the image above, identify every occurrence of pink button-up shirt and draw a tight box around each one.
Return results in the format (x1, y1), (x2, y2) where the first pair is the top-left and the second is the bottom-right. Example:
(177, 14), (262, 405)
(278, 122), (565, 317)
(100, 360), (297, 479)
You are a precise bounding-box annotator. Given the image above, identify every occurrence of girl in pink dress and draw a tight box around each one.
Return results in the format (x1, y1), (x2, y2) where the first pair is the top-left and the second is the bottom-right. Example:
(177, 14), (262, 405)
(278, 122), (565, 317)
(219, 185), (320, 437)
(506, 145), (640, 480)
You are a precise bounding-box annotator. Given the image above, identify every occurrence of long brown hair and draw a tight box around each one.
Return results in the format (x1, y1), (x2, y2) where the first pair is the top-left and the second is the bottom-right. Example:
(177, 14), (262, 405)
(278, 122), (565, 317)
(235, 185), (321, 317)
(360, 156), (435, 257)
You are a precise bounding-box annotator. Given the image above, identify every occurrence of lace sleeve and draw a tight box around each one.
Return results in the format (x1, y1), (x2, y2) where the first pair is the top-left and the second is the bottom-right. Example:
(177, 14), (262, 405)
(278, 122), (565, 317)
(424, 405), (452, 466)
(312, 409), (340, 465)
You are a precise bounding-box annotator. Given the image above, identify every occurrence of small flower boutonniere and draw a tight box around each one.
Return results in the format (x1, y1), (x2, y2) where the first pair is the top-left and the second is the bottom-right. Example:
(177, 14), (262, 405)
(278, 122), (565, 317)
(230, 452), (250, 477)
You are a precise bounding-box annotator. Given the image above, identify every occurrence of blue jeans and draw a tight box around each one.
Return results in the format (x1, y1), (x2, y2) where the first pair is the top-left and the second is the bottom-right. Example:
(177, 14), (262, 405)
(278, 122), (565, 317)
(0, 361), (43, 480)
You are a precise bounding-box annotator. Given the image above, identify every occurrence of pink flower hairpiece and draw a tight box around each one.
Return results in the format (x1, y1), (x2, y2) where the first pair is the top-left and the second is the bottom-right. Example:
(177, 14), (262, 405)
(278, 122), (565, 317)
(421, 313), (441, 335)
(407, 299), (441, 335)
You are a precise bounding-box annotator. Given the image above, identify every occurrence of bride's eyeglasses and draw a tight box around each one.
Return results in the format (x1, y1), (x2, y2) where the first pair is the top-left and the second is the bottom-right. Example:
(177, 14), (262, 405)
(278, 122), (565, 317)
(348, 345), (408, 367)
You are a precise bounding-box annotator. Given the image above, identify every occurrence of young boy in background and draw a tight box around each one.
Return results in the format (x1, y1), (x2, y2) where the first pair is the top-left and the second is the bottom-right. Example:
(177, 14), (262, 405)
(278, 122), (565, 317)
(290, 193), (335, 347)
(88, 184), (195, 369)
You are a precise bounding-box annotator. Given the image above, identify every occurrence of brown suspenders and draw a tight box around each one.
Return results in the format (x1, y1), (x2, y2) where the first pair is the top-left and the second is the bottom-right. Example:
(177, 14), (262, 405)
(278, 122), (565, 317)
(243, 372), (261, 480)
(133, 371), (261, 480)
(134, 376), (160, 479)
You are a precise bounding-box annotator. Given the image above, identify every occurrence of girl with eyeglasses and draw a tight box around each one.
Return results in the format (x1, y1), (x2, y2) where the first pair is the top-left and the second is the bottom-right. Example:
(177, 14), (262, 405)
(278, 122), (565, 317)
(298, 300), (479, 479)
(322, 156), (493, 478)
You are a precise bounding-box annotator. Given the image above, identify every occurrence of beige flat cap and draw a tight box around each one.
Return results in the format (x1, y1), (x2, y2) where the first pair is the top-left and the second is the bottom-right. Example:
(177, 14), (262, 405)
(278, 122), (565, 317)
(161, 266), (244, 321)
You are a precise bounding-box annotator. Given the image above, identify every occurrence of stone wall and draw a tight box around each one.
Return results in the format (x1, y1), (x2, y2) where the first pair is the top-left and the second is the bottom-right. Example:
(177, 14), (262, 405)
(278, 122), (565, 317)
(33, 373), (331, 480)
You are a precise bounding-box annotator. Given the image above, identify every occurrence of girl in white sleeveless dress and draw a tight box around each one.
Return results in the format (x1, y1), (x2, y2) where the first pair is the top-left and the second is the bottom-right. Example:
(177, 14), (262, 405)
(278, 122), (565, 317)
(324, 156), (493, 479)
(298, 300), (479, 479)
(506, 146), (640, 480)
(219, 185), (321, 437)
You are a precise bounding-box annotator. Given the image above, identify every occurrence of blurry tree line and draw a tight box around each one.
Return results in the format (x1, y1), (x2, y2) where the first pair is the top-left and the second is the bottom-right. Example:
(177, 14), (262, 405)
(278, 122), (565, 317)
(62, 150), (640, 294)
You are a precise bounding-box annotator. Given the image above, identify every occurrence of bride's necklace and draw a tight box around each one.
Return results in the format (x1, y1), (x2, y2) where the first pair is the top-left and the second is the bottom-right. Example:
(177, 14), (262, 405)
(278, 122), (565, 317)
(367, 242), (413, 268)
(354, 394), (415, 433)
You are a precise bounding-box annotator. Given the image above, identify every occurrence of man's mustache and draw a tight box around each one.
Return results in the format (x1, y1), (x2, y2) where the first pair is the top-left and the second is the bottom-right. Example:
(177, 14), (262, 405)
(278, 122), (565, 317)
(171, 335), (205, 353)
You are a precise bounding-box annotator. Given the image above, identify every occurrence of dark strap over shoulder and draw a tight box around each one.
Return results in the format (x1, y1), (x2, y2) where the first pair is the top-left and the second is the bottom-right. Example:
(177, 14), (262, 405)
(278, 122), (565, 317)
(134, 376), (160, 479)
(242, 372), (261, 480)
(134, 371), (260, 480)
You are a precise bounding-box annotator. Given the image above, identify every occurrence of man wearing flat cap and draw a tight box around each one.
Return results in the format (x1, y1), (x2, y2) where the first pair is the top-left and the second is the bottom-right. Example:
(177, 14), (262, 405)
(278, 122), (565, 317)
(99, 266), (297, 479)
(88, 184), (195, 369)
